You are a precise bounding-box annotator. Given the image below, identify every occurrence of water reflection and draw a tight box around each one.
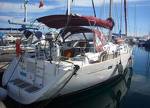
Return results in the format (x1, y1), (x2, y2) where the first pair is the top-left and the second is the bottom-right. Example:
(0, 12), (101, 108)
(131, 46), (150, 94)
(121, 46), (150, 108)
(43, 68), (133, 108)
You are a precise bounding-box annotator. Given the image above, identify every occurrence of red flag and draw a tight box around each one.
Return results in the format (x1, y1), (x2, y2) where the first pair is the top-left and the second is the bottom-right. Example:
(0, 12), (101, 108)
(39, 0), (44, 8)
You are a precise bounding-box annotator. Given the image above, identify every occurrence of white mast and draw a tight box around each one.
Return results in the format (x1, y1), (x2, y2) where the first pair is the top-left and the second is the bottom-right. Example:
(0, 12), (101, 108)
(67, 0), (72, 15)
(24, 0), (28, 22)
(8, 0), (39, 27)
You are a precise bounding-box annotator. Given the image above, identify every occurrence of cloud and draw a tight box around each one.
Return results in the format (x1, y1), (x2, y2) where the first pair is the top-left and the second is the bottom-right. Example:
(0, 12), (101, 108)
(72, 0), (146, 7)
(72, 0), (104, 7)
(0, 16), (14, 22)
(133, 4), (150, 7)
(0, 0), (145, 13)
(28, 3), (65, 13)
(0, 2), (64, 13)
(0, 15), (28, 23)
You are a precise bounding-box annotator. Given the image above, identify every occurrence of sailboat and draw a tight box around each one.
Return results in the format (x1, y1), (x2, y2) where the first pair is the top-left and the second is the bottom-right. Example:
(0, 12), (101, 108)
(0, 0), (41, 59)
(1, 0), (132, 104)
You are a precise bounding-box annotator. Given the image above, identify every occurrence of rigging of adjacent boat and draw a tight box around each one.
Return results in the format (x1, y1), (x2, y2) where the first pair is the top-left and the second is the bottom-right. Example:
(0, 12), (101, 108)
(0, 0), (132, 104)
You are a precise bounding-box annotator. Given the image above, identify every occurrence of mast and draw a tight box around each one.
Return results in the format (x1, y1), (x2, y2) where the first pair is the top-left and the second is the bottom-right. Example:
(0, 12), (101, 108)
(7, 0), (38, 29)
(124, 0), (127, 36)
(120, 0), (123, 37)
(67, 0), (72, 15)
(108, 0), (112, 41)
(134, 4), (136, 37)
(24, 0), (28, 22)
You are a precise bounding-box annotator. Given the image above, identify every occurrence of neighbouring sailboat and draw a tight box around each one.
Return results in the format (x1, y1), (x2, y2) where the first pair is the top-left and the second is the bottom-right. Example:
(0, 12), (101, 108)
(1, 0), (132, 104)
(0, 0), (43, 59)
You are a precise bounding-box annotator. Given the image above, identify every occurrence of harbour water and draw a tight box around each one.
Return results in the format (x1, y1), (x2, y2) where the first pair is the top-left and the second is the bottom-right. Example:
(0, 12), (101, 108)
(2, 46), (150, 108)
(120, 46), (150, 108)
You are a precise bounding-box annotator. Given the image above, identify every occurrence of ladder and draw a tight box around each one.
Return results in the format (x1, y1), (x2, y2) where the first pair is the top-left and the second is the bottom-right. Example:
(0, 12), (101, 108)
(34, 60), (45, 88)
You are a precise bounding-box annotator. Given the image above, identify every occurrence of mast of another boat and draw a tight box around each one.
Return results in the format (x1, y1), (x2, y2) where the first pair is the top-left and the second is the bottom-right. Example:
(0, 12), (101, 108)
(8, 0), (39, 27)
(108, 0), (112, 41)
(124, 0), (127, 37)
(134, 4), (137, 37)
(8, 0), (28, 24)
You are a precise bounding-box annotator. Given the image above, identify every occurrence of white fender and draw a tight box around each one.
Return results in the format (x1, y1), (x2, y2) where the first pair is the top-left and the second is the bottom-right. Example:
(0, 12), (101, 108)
(0, 101), (6, 108)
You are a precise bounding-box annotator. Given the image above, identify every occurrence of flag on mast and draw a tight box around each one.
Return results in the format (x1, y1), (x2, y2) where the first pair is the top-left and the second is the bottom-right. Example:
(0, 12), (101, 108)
(39, 0), (44, 8)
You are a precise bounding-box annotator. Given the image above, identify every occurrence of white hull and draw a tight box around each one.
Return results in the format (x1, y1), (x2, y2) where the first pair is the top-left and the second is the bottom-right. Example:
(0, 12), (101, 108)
(53, 52), (131, 96)
(2, 58), (75, 104)
(2, 48), (131, 104)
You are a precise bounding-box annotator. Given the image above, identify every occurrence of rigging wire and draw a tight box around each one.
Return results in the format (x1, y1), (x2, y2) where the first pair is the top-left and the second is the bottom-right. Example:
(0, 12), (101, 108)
(108, 0), (113, 41)
(102, 0), (106, 18)
(134, 4), (137, 37)
(120, 0), (123, 36)
(127, 0), (130, 36)
(55, 0), (73, 42)
(114, 1), (119, 33)
(109, 0), (112, 18)
(91, 0), (96, 17)
(99, 0), (106, 33)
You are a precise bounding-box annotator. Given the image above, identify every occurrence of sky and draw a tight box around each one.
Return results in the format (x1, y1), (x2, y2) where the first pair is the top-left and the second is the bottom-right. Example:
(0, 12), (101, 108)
(0, 0), (150, 36)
